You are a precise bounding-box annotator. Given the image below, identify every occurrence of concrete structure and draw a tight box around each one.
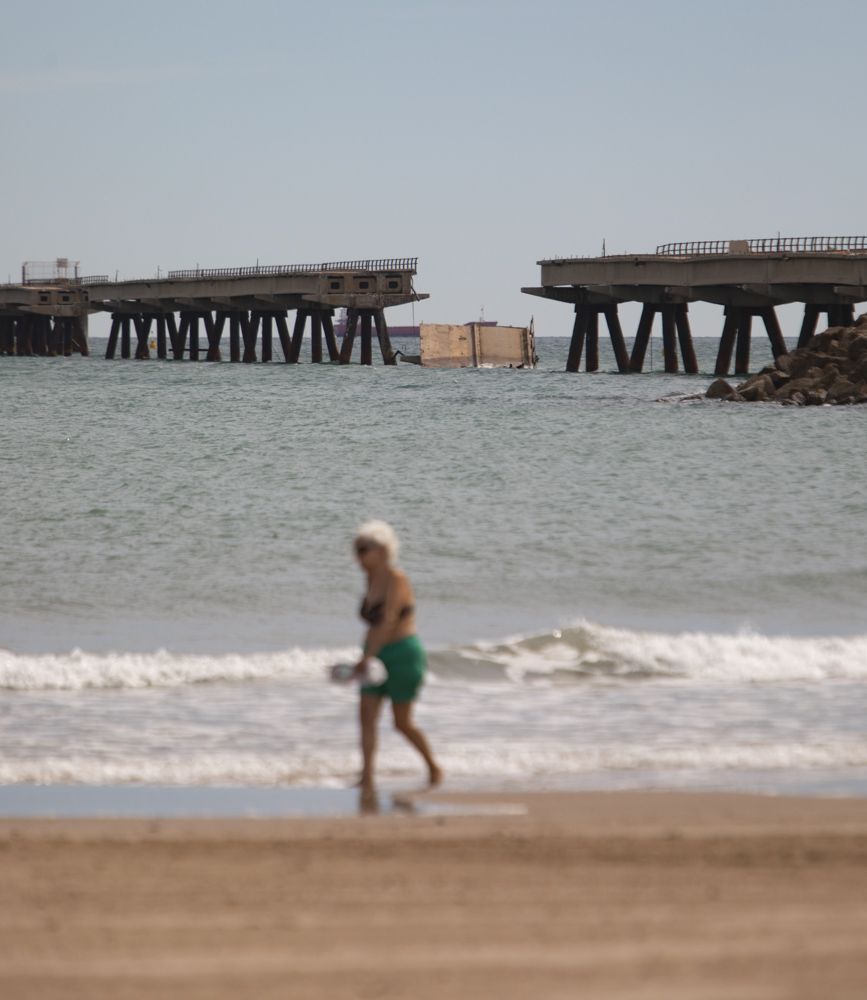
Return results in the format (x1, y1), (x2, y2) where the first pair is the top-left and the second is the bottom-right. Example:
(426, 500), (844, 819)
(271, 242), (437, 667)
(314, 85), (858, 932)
(523, 236), (867, 375)
(0, 258), (426, 364)
(410, 322), (536, 368)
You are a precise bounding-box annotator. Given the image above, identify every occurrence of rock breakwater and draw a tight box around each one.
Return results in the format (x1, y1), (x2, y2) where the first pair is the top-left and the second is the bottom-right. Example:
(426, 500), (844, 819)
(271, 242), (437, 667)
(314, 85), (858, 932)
(706, 316), (867, 405)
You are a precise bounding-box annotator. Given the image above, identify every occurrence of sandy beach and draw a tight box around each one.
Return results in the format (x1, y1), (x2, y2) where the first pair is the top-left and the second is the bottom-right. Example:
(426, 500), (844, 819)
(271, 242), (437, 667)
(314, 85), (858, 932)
(1, 790), (866, 999)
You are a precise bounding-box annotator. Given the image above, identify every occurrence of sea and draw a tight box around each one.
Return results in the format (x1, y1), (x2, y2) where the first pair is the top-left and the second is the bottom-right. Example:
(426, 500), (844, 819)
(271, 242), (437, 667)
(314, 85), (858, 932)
(2, 333), (866, 813)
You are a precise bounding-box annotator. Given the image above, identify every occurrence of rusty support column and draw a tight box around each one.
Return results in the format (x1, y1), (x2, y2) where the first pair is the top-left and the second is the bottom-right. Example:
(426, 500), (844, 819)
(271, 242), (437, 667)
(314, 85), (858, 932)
(359, 312), (373, 365)
(828, 303), (855, 327)
(735, 310), (752, 375)
(71, 316), (89, 356)
(33, 317), (49, 355)
(168, 314), (187, 360)
(602, 305), (630, 372)
(75, 316), (89, 355)
(585, 309), (600, 371)
(310, 311), (323, 363)
(339, 309), (359, 364)
(14, 318), (28, 355)
(715, 310), (738, 376)
(44, 317), (59, 355)
(674, 305), (698, 373)
(189, 314), (201, 361)
(120, 316), (131, 359)
(33, 316), (48, 355)
(797, 305), (820, 348)
(760, 307), (787, 359)
(19, 317), (33, 355)
(261, 313), (273, 362)
(133, 315), (152, 359)
(156, 316), (167, 358)
(629, 304), (655, 372)
(288, 310), (307, 363)
(322, 312), (340, 361)
(105, 314), (121, 359)
(0, 318), (11, 354)
(241, 312), (259, 363)
(204, 312), (225, 361)
(62, 318), (73, 356)
(566, 306), (588, 372)
(229, 313), (241, 362)
(373, 309), (396, 364)
(661, 306), (678, 373)
(275, 313), (292, 361)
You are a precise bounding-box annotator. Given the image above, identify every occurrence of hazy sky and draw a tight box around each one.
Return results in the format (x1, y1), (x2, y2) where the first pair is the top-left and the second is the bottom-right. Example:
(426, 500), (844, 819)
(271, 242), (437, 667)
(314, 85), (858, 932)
(2, 0), (865, 338)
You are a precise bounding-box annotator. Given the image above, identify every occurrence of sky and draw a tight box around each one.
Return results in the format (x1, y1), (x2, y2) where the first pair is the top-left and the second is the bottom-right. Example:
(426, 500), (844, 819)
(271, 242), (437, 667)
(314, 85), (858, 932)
(2, 0), (866, 339)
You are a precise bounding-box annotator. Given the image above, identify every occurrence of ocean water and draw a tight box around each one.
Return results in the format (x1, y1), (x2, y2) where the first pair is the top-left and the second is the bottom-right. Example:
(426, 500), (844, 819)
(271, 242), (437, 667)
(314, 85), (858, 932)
(1, 335), (866, 799)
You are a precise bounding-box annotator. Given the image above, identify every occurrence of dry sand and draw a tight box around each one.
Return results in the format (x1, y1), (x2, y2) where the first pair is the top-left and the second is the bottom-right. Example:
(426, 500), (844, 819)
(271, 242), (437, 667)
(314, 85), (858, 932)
(1, 790), (866, 999)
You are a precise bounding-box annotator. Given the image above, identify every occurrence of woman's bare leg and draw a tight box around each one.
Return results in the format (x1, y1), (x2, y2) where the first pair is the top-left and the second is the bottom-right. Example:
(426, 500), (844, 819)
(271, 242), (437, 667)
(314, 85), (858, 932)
(360, 694), (384, 792)
(392, 701), (443, 786)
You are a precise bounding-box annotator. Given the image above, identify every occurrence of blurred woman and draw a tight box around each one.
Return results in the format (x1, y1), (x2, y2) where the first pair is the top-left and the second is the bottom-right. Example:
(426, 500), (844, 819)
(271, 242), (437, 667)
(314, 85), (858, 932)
(352, 520), (442, 798)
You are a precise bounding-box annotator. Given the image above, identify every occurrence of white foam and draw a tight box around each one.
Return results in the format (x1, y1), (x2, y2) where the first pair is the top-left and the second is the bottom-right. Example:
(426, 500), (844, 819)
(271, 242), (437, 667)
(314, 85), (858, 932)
(0, 645), (357, 691)
(2, 740), (866, 787)
(454, 621), (867, 683)
(4, 619), (867, 692)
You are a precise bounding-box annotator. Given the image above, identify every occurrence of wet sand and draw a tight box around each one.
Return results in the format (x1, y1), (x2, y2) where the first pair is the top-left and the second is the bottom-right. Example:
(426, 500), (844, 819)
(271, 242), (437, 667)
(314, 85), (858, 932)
(1, 790), (866, 999)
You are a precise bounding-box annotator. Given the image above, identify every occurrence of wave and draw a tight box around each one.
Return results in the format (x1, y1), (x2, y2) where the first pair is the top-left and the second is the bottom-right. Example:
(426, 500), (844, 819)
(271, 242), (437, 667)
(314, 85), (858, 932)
(2, 620), (867, 691)
(0, 645), (356, 691)
(2, 741), (867, 786)
(434, 622), (867, 684)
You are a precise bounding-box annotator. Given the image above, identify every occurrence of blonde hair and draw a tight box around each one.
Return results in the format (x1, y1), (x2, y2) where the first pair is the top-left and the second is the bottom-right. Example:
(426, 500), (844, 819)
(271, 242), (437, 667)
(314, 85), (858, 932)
(355, 520), (400, 564)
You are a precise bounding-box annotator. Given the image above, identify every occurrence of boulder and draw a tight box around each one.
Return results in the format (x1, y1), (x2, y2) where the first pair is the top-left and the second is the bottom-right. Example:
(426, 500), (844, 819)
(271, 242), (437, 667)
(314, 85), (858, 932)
(807, 327), (848, 351)
(826, 378), (859, 404)
(775, 378), (812, 401)
(788, 351), (834, 378)
(819, 365), (841, 388)
(804, 388), (828, 406)
(705, 378), (736, 400)
(847, 336), (867, 363)
(775, 353), (794, 375)
(739, 374), (775, 402)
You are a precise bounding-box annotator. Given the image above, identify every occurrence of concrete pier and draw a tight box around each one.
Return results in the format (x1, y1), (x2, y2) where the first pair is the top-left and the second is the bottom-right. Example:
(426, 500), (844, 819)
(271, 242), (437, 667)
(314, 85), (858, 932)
(0, 258), (427, 365)
(523, 236), (867, 374)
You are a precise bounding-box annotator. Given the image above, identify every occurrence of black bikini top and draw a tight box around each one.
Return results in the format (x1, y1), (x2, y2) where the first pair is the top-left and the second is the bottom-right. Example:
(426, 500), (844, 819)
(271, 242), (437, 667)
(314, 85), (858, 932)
(359, 598), (414, 625)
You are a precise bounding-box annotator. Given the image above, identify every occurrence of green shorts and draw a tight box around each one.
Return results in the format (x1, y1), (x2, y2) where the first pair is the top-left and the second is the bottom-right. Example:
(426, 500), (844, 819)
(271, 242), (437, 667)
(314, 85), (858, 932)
(361, 634), (427, 704)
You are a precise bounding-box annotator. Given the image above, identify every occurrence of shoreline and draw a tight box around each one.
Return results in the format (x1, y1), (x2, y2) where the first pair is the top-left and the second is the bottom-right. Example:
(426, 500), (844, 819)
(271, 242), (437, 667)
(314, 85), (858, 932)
(3, 774), (867, 822)
(3, 786), (867, 829)
(2, 790), (866, 999)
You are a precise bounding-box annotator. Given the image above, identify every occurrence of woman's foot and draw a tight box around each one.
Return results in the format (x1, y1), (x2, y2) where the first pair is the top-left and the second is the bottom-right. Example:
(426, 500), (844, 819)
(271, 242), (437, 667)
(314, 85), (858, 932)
(428, 764), (444, 788)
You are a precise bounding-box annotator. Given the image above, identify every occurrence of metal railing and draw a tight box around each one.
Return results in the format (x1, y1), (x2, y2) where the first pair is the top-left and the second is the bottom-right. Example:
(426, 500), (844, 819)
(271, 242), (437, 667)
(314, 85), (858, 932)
(78, 275), (110, 285)
(656, 236), (867, 256)
(165, 257), (418, 280)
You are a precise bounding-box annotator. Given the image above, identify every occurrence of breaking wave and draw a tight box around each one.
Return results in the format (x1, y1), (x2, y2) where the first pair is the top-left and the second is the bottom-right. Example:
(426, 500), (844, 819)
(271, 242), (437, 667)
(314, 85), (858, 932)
(2, 620), (866, 691)
(2, 741), (867, 787)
